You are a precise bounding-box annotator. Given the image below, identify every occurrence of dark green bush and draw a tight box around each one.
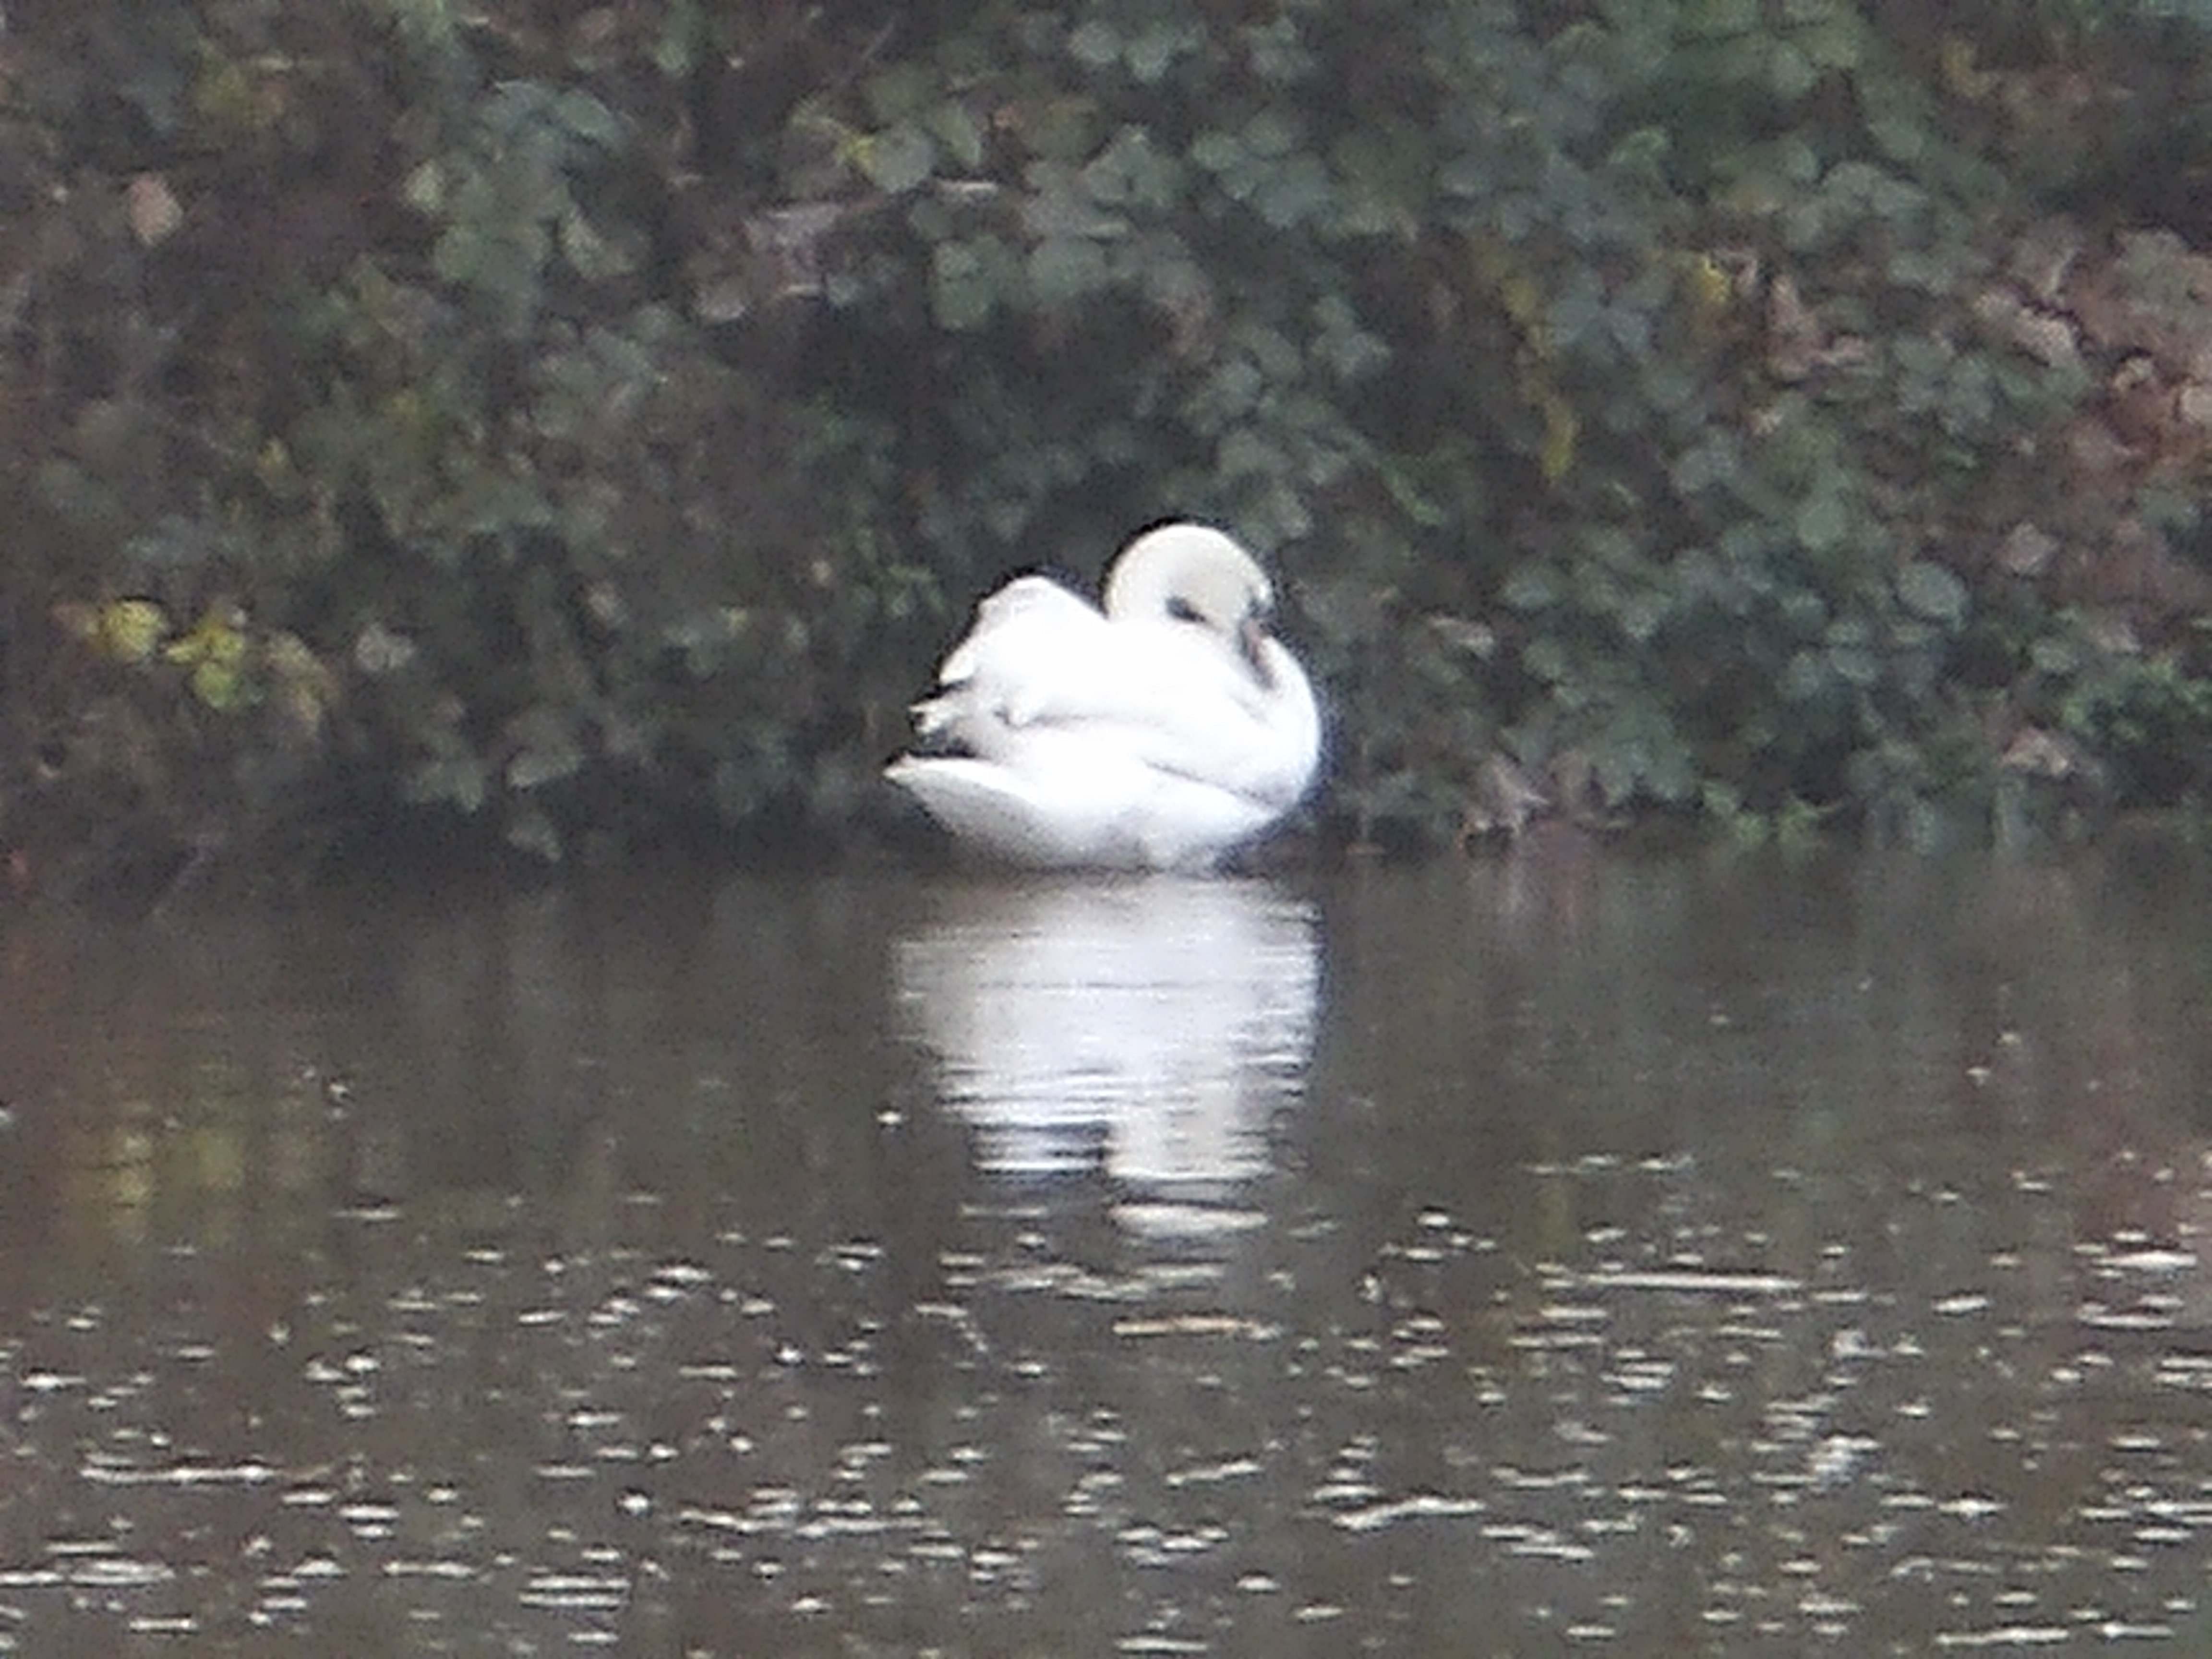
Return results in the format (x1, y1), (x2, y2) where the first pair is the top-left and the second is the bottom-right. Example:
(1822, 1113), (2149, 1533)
(7, 0), (2212, 890)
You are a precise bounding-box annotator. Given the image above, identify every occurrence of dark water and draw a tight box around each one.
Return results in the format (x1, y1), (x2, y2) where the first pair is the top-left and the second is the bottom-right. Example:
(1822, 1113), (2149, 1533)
(3, 837), (2212, 1655)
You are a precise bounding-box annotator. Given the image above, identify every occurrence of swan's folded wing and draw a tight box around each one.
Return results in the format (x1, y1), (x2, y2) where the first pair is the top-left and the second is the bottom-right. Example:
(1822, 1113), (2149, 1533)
(909, 588), (1317, 813)
(913, 577), (1112, 747)
(982, 623), (1316, 807)
(1086, 630), (1319, 809)
(936, 576), (1099, 686)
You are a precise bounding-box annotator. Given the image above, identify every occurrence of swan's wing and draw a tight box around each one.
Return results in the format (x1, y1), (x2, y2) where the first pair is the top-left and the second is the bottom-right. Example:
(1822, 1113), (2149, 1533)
(911, 576), (1114, 747)
(990, 622), (1313, 801)
(908, 582), (1319, 814)
(1088, 625), (1319, 807)
(936, 576), (1100, 689)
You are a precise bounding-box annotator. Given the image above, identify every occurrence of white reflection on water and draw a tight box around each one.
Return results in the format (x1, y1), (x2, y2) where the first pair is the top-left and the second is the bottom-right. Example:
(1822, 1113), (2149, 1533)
(892, 877), (1318, 1213)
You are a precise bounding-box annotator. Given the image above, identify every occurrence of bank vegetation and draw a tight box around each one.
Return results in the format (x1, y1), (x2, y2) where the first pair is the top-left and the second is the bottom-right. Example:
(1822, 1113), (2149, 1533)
(8, 0), (2212, 894)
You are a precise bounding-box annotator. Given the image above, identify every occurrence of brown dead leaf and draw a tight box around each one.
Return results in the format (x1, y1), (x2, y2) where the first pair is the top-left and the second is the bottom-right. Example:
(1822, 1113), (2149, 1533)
(125, 173), (181, 247)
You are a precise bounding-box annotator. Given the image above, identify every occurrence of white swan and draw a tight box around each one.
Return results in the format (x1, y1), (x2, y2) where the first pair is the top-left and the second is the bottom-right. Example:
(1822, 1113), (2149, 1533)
(885, 522), (1322, 870)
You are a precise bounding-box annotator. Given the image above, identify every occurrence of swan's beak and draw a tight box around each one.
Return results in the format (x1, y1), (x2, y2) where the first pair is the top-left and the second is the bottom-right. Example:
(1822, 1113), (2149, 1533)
(1238, 613), (1275, 688)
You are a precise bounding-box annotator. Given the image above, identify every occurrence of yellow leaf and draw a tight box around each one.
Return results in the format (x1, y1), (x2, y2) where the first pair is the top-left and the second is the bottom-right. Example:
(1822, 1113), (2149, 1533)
(164, 609), (249, 671)
(97, 599), (170, 664)
(190, 657), (247, 711)
(254, 437), (296, 491)
(1467, 232), (1549, 344)
(1538, 385), (1578, 485)
(1681, 251), (1736, 337)
(265, 631), (337, 736)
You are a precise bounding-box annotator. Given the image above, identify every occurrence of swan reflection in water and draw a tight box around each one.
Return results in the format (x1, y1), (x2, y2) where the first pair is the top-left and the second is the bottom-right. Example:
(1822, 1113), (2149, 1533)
(892, 877), (1319, 1234)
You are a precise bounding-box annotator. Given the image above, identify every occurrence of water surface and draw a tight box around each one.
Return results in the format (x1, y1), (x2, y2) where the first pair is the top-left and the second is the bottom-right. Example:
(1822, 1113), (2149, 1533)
(2, 839), (2210, 1654)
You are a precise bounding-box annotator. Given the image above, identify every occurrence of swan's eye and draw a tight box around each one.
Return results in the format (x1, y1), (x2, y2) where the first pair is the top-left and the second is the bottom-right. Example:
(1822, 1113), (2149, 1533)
(1166, 597), (1203, 624)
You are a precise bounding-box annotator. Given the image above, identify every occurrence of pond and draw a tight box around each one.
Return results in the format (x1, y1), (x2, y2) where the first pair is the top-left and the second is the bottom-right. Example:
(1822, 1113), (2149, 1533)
(2, 834), (2210, 1655)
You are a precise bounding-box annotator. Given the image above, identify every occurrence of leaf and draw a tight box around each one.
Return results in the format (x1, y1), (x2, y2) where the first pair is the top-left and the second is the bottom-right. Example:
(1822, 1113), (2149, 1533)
(1797, 12), (1866, 70)
(864, 65), (936, 124)
(1242, 110), (1297, 160)
(432, 179), (550, 309)
(1522, 635), (1571, 683)
(1380, 460), (1448, 528)
(1020, 161), (1126, 238)
(930, 239), (998, 330)
(1083, 126), (1181, 210)
(2028, 635), (2081, 675)
(407, 752), (487, 814)
(190, 657), (249, 711)
(1794, 486), (1850, 553)
(1013, 94), (1099, 163)
(508, 739), (583, 790)
(1671, 434), (1740, 493)
(1025, 236), (1108, 306)
(94, 599), (170, 664)
(1782, 649), (1831, 702)
(1536, 385), (1578, 483)
(164, 609), (248, 673)
(1895, 560), (1967, 626)
(1189, 129), (1245, 175)
(1861, 82), (1930, 165)
(1137, 246), (1210, 324)
(505, 805), (564, 861)
(441, 471), (554, 538)
(855, 124), (937, 193)
(1606, 126), (1671, 182)
(1189, 356), (1263, 430)
(1502, 564), (1564, 611)
(1619, 587), (1668, 643)
(1683, 0), (1763, 37)
(1255, 476), (1312, 542)
(1248, 17), (1313, 84)
(1218, 428), (1280, 480)
(558, 208), (634, 281)
(927, 101), (986, 170)
(1126, 23), (1194, 83)
(651, 0), (701, 76)
(1311, 316), (1390, 382)
(553, 89), (624, 148)
(1827, 642), (1881, 687)
(265, 633), (337, 736)
(1067, 19), (1120, 68)
(1332, 122), (1434, 226)
(1768, 41), (1818, 101)
(1253, 153), (1334, 229)
(125, 173), (183, 246)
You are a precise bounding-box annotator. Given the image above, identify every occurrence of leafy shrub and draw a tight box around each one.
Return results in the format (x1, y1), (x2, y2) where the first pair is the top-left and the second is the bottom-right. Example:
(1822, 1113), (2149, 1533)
(8, 0), (2212, 891)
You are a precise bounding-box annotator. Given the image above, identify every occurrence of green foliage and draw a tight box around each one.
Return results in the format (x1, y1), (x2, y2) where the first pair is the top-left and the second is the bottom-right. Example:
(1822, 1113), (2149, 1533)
(2053, 636), (2212, 803)
(11, 0), (2212, 889)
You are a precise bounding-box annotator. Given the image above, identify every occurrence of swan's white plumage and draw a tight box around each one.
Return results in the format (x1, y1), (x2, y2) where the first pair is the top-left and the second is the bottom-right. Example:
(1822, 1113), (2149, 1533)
(886, 523), (1321, 871)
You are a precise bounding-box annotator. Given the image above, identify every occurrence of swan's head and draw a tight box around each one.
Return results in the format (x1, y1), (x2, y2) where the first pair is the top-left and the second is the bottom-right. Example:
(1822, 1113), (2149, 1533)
(1103, 522), (1281, 679)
